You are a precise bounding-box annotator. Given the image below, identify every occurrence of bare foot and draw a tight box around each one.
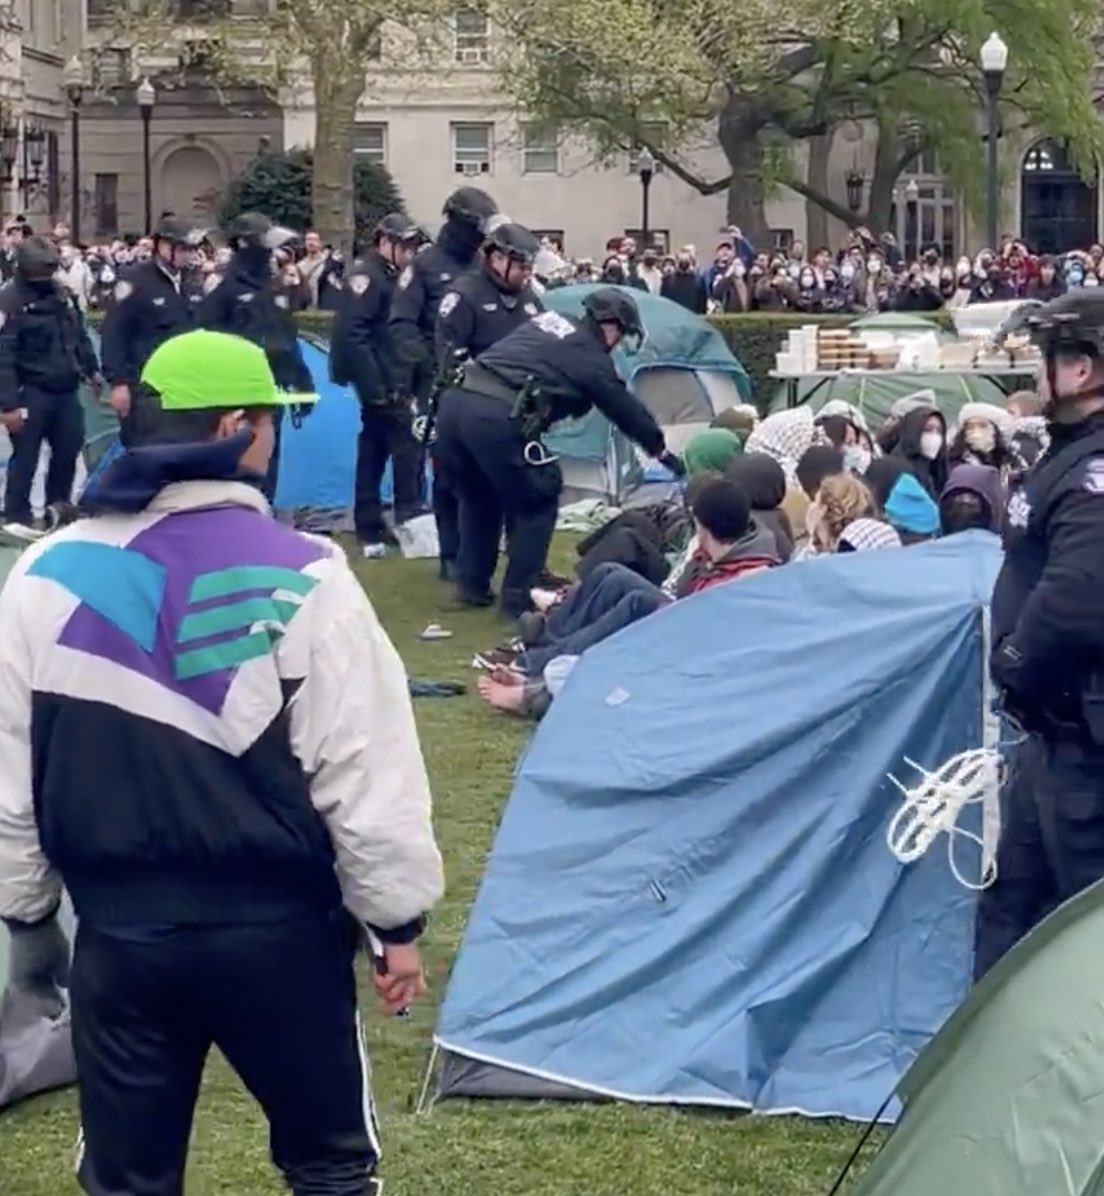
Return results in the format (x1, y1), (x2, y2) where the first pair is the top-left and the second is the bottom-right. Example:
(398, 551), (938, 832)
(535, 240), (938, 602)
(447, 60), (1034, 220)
(478, 674), (527, 714)
(490, 666), (523, 686)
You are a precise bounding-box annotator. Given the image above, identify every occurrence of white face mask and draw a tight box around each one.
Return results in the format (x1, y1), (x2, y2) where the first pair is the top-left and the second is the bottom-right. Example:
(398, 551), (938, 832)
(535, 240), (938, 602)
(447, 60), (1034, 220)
(920, 430), (944, 460)
(841, 262), (855, 282)
(964, 425), (997, 455)
(867, 258), (882, 275)
(843, 445), (872, 475)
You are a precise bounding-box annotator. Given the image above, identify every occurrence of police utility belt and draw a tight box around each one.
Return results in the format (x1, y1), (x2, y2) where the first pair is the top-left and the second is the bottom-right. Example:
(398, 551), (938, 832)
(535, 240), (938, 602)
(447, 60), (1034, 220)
(461, 362), (558, 466)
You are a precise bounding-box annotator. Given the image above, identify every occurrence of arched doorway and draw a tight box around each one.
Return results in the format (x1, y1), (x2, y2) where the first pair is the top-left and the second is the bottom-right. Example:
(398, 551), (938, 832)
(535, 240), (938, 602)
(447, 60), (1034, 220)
(158, 144), (225, 222)
(1021, 140), (1098, 253)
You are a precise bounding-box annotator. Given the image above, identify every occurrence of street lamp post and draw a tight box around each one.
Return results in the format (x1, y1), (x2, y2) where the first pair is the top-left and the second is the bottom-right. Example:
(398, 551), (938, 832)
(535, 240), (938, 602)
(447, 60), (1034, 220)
(905, 176), (919, 259)
(637, 147), (654, 251)
(980, 32), (1008, 251)
(137, 77), (156, 234)
(845, 168), (864, 214)
(62, 56), (84, 242)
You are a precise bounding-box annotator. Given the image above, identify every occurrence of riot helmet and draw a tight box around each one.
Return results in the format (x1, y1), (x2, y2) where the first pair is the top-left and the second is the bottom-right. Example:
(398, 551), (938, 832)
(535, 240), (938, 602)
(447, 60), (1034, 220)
(224, 212), (299, 253)
(442, 186), (498, 233)
(1025, 289), (1104, 419)
(583, 286), (646, 353)
(16, 236), (60, 284)
(374, 212), (424, 270)
(483, 221), (539, 293)
(153, 216), (206, 271)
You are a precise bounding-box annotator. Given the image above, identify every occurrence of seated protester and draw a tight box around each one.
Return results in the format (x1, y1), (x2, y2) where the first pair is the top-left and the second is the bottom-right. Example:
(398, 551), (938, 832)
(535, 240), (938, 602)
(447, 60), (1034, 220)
(574, 428), (742, 585)
(875, 391), (938, 455)
(792, 444), (845, 548)
(836, 518), (903, 552)
(939, 463), (1004, 535)
(478, 656), (579, 722)
(882, 471), (941, 543)
(1004, 388), (1049, 467)
(489, 479), (779, 678)
(888, 403), (949, 497)
(723, 453), (794, 561)
(744, 406), (824, 543)
(799, 472), (878, 557)
(949, 402), (1023, 484)
(710, 404), (759, 446)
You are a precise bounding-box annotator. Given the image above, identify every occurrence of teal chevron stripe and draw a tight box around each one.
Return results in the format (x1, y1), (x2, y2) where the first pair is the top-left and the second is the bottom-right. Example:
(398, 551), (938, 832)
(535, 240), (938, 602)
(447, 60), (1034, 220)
(174, 629), (276, 681)
(176, 596), (303, 644)
(188, 566), (318, 603)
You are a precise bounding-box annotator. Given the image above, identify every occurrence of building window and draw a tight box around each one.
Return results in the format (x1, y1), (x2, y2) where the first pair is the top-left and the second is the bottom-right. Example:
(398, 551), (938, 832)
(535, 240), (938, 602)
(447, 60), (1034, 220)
(94, 173), (119, 236)
(521, 122), (558, 175)
(176, 0), (231, 17)
(93, 48), (132, 89)
(624, 228), (670, 253)
(46, 132), (59, 220)
(454, 8), (489, 64)
(627, 124), (667, 175)
(451, 122), (492, 176)
(353, 122), (387, 165)
(770, 228), (794, 250)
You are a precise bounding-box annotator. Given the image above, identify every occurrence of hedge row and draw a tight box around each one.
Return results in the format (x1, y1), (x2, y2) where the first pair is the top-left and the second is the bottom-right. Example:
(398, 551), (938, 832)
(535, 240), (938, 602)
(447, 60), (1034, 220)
(86, 308), (953, 409)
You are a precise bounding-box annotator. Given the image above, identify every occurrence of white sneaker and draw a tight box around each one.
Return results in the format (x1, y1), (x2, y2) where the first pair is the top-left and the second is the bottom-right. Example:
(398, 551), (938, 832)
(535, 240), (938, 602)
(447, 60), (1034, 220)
(362, 543), (387, 560)
(531, 587), (560, 613)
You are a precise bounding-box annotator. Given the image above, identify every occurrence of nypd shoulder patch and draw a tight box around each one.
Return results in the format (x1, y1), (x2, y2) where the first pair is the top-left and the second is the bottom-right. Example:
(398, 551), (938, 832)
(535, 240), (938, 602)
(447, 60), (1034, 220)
(1083, 459), (1104, 494)
(350, 274), (370, 296)
(524, 302), (538, 315)
(274, 294), (289, 309)
(114, 280), (134, 302)
(398, 265), (414, 290)
(439, 292), (459, 317)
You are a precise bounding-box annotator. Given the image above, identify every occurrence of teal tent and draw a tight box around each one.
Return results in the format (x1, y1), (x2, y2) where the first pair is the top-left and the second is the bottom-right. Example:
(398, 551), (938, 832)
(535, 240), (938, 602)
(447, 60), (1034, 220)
(542, 284), (751, 502)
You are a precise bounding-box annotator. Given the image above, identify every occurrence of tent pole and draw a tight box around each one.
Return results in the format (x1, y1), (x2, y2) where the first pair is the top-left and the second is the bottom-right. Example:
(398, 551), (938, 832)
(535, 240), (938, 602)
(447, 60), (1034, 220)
(413, 1041), (441, 1115)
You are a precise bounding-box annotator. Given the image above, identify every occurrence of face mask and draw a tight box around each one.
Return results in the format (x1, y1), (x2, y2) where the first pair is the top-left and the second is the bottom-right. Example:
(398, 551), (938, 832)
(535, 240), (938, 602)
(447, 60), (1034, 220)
(788, 263), (801, 280)
(841, 262), (855, 283)
(867, 258), (882, 275)
(800, 273), (815, 289)
(733, 262), (745, 278)
(1087, 276), (1101, 288)
(843, 446), (871, 475)
(920, 430), (943, 460)
(964, 425), (997, 455)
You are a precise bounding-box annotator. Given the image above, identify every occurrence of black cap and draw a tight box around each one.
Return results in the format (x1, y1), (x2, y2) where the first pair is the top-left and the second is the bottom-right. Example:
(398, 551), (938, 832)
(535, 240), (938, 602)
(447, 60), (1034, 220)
(583, 286), (643, 338)
(375, 212), (423, 244)
(16, 235), (59, 281)
(485, 222), (540, 264)
(442, 186), (498, 230)
(1026, 289), (1104, 358)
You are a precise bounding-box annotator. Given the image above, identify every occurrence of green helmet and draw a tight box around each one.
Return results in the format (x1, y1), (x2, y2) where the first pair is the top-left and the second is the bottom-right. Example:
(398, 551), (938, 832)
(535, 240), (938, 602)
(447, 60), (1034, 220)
(140, 330), (315, 410)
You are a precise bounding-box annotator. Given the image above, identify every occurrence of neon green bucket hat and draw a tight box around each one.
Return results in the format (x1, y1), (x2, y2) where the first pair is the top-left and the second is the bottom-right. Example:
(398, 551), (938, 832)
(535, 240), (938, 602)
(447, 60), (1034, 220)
(139, 330), (316, 410)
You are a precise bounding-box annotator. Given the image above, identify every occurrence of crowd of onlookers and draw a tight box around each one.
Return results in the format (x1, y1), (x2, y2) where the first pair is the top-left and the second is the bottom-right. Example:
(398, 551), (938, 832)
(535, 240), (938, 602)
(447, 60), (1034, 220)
(548, 227), (1091, 317)
(476, 386), (1044, 719)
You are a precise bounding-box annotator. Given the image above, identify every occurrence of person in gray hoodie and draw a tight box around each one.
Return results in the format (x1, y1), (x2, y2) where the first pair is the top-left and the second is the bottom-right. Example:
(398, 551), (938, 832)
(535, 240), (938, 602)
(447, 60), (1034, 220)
(939, 462), (1005, 535)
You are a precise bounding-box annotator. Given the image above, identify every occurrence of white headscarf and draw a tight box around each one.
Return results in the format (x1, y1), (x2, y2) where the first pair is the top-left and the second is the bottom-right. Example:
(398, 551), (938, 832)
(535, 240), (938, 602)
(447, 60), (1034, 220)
(744, 407), (821, 481)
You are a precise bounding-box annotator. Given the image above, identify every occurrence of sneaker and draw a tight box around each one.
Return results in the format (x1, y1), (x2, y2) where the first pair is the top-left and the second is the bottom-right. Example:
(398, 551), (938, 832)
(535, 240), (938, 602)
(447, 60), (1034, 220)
(362, 543), (387, 560)
(472, 646), (521, 671)
(455, 587), (495, 608)
(530, 587), (561, 613)
(536, 568), (573, 589)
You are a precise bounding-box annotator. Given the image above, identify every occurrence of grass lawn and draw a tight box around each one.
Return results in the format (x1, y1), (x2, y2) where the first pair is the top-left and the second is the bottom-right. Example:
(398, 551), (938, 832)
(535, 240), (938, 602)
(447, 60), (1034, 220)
(0, 543), (862, 1196)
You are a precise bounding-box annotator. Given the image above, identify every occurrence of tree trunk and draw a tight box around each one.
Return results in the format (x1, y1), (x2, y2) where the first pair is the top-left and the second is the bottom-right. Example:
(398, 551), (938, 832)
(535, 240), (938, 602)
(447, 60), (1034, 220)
(868, 123), (903, 233)
(805, 132), (831, 250)
(309, 57), (366, 259)
(718, 100), (771, 246)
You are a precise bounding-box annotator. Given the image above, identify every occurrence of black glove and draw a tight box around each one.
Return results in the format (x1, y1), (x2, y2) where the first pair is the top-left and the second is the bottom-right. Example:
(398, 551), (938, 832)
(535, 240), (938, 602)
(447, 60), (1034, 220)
(658, 450), (686, 477)
(3, 912), (70, 993)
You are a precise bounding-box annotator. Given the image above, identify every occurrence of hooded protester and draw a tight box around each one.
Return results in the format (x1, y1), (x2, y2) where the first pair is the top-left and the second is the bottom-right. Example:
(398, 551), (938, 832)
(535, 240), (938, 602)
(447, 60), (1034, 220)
(890, 404), (949, 497)
(744, 406), (818, 481)
(1005, 388), (1049, 466)
(876, 391), (938, 455)
(814, 401), (874, 475)
(710, 404), (759, 445)
(939, 463), (1004, 535)
(724, 452), (794, 561)
(836, 518), (903, 552)
(949, 401), (1022, 483)
(863, 456), (909, 511)
(681, 427), (743, 475)
(795, 444), (845, 500)
(882, 471), (941, 543)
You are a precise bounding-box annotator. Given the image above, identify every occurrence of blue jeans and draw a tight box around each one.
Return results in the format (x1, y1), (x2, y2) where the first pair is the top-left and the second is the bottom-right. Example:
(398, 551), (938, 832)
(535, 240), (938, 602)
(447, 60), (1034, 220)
(522, 562), (666, 674)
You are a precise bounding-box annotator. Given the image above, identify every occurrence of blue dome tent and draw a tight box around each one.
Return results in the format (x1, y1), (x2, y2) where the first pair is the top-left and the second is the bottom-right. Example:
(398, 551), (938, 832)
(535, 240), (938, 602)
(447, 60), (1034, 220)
(428, 535), (1000, 1121)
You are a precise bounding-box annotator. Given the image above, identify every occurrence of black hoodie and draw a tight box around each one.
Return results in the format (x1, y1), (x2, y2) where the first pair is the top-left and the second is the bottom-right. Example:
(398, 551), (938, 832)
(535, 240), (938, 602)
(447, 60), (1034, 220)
(724, 454), (794, 561)
(890, 406), (948, 498)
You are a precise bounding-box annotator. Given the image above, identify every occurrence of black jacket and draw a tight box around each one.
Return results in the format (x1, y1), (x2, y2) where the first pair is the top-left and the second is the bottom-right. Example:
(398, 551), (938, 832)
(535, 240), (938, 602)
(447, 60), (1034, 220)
(329, 250), (401, 402)
(0, 279), (99, 407)
(890, 406), (948, 497)
(435, 264), (543, 364)
(661, 270), (708, 314)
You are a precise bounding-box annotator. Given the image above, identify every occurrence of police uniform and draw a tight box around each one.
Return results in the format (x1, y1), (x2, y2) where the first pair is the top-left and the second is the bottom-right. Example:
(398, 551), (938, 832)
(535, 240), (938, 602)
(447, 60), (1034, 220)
(330, 247), (421, 545)
(195, 215), (313, 500)
(389, 186), (498, 576)
(0, 246), (100, 525)
(979, 292), (1104, 975)
(435, 299), (668, 616)
(435, 265), (544, 363)
(99, 259), (204, 445)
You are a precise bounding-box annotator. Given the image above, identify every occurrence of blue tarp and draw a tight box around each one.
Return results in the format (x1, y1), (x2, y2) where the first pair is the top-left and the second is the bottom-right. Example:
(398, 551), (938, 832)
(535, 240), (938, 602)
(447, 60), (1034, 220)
(436, 534), (1000, 1121)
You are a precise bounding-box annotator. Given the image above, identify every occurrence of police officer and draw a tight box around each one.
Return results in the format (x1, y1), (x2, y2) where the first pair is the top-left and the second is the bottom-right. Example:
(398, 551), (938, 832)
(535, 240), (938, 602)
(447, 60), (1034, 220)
(980, 288), (1104, 977)
(99, 215), (206, 444)
(330, 213), (425, 557)
(435, 221), (544, 363)
(195, 212), (315, 499)
(390, 186), (498, 578)
(435, 287), (679, 616)
(0, 236), (101, 526)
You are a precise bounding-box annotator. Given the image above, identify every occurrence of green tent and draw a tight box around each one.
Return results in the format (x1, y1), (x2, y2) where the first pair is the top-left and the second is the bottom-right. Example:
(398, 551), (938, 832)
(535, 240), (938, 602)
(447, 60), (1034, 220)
(849, 312), (943, 333)
(848, 880), (1104, 1196)
(769, 371), (1018, 427)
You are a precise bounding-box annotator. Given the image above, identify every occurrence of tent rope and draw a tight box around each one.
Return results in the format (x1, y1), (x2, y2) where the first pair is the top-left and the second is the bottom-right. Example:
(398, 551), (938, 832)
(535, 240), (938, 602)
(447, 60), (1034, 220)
(886, 749), (1003, 891)
(823, 1088), (895, 1196)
